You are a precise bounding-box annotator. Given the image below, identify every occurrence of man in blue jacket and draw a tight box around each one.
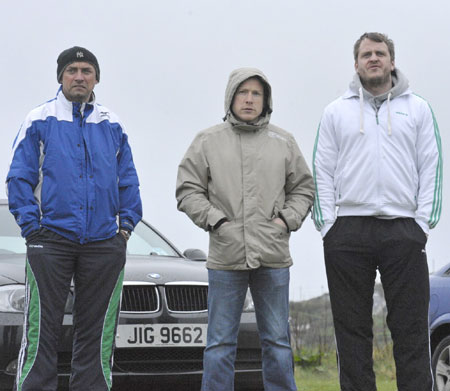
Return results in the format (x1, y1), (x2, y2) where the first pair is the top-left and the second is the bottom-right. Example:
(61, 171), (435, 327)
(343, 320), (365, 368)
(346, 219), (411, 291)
(7, 46), (142, 391)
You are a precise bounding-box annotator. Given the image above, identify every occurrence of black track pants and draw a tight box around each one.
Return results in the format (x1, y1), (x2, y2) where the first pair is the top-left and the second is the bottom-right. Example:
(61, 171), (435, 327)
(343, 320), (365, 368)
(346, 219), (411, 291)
(324, 217), (432, 391)
(16, 228), (126, 391)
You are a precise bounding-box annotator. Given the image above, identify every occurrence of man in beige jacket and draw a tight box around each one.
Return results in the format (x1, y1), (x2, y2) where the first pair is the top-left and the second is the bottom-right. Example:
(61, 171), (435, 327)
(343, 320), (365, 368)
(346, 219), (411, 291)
(176, 68), (314, 391)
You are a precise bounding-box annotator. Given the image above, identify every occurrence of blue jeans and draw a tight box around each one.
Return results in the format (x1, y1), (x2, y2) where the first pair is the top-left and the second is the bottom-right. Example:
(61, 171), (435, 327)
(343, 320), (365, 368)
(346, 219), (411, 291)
(201, 267), (297, 391)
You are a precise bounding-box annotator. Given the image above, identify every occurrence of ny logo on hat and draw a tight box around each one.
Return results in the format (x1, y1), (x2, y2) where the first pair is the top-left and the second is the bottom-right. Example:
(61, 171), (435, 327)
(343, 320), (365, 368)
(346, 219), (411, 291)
(76, 51), (84, 58)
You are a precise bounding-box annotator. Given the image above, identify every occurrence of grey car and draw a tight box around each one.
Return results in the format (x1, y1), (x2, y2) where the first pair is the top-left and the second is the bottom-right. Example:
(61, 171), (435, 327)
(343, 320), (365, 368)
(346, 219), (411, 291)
(0, 200), (262, 390)
(429, 263), (450, 391)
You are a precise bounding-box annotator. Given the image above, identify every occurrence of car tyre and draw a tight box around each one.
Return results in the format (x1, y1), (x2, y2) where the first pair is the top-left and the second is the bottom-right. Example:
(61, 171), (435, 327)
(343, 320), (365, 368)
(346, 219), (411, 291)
(432, 335), (450, 391)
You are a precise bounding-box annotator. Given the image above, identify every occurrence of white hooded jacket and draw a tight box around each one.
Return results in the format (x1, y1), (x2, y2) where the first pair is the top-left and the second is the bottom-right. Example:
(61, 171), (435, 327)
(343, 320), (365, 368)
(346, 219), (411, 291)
(313, 70), (443, 237)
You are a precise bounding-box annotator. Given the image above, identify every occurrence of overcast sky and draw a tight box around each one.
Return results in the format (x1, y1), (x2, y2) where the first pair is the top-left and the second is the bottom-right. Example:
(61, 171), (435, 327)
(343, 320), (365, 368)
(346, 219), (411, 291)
(2, 0), (449, 300)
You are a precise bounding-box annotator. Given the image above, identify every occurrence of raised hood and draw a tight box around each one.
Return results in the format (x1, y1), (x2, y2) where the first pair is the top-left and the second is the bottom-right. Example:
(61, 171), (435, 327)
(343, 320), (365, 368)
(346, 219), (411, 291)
(223, 67), (273, 128)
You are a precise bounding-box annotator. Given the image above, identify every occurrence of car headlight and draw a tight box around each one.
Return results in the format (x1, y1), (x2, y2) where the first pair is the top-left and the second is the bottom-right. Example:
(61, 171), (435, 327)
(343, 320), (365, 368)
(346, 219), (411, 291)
(243, 289), (255, 312)
(0, 285), (26, 313)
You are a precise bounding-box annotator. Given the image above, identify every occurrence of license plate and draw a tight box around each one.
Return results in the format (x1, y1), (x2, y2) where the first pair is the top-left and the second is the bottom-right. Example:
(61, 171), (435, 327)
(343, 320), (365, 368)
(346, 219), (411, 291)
(116, 324), (208, 347)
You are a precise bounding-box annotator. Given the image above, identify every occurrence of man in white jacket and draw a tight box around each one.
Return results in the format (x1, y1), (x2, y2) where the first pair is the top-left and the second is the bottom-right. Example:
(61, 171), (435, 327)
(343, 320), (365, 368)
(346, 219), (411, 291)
(313, 32), (442, 391)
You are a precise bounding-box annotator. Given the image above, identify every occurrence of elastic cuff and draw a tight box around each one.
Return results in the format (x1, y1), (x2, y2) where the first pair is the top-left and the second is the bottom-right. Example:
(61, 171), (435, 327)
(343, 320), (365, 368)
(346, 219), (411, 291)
(211, 218), (228, 231)
(206, 208), (227, 231)
(119, 228), (131, 241)
(119, 220), (134, 232)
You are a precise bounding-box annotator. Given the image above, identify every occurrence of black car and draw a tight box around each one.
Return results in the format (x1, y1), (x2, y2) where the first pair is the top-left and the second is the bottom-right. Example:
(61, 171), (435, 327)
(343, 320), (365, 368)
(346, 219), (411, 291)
(0, 200), (262, 390)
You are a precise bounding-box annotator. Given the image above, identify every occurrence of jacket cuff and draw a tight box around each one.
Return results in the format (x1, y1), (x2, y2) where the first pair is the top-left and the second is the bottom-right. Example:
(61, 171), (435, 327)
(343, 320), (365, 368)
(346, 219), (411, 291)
(206, 208), (227, 231)
(119, 219), (134, 232)
(279, 209), (300, 232)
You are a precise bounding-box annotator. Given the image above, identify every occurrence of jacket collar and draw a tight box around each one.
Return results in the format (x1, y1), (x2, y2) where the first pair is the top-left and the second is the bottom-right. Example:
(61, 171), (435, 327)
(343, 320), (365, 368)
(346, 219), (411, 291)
(342, 87), (411, 100)
(344, 68), (411, 101)
(226, 111), (268, 132)
(56, 86), (95, 118)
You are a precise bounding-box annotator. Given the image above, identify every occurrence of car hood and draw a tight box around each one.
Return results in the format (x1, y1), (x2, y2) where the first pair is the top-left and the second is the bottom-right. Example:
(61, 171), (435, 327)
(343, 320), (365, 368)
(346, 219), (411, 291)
(0, 254), (26, 284)
(0, 253), (208, 286)
(123, 255), (208, 285)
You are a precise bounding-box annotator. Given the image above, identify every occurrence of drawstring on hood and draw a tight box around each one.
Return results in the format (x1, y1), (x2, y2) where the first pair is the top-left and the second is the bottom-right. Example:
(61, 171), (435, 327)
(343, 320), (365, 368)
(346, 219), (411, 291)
(223, 67), (273, 130)
(350, 69), (409, 136)
(359, 87), (364, 134)
(387, 92), (392, 135)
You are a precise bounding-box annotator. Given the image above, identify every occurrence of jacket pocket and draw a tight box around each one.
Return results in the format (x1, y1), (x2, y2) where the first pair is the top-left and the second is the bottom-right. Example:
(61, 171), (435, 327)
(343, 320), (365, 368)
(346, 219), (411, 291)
(208, 221), (244, 266)
(334, 157), (349, 201)
(259, 220), (291, 264)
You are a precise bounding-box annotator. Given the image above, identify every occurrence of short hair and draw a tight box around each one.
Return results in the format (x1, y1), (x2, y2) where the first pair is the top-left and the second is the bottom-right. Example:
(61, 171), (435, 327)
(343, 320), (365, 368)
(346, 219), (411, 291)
(353, 32), (395, 61)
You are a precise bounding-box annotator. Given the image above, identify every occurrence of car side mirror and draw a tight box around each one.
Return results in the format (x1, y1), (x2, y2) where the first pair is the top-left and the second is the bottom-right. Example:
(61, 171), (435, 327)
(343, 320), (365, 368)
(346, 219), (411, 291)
(183, 248), (207, 262)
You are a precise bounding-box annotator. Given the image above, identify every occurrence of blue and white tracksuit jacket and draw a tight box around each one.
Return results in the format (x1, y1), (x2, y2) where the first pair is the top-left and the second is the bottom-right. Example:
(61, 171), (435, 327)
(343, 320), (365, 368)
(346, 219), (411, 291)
(7, 88), (142, 243)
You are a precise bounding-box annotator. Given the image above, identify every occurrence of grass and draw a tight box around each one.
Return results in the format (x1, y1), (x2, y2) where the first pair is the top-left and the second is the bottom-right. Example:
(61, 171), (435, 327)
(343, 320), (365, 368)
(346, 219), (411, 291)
(294, 346), (397, 391)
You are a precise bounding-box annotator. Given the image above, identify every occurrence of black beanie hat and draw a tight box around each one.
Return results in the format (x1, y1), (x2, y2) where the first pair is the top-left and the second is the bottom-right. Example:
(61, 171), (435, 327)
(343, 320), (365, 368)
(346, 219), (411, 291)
(57, 46), (100, 83)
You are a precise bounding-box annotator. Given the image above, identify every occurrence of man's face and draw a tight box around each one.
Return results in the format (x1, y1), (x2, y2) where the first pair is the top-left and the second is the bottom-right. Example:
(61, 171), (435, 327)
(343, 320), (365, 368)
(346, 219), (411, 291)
(231, 78), (264, 123)
(61, 62), (98, 103)
(355, 39), (395, 91)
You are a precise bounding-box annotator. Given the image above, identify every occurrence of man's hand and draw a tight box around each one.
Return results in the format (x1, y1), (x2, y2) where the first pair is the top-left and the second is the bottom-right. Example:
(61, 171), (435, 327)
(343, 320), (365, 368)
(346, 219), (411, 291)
(120, 229), (131, 241)
(272, 217), (287, 230)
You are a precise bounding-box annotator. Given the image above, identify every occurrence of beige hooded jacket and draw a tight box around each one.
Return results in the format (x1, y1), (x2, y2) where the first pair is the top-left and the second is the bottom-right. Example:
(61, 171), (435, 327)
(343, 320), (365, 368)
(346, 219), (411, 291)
(176, 68), (315, 270)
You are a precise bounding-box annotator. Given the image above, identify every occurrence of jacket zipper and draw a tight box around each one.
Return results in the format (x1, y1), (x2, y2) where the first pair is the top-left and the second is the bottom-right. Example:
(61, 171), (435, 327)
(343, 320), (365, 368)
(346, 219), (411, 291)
(78, 105), (89, 243)
(375, 105), (381, 211)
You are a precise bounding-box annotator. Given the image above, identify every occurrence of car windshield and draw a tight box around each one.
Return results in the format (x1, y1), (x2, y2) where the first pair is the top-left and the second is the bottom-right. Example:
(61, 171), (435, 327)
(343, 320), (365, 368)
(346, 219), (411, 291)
(0, 205), (179, 257)
(128, 222), (179, 257)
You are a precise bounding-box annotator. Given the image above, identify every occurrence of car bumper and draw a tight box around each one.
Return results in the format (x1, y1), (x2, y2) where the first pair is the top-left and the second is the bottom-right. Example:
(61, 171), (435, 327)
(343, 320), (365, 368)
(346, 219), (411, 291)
(0, 313), (262, 389)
